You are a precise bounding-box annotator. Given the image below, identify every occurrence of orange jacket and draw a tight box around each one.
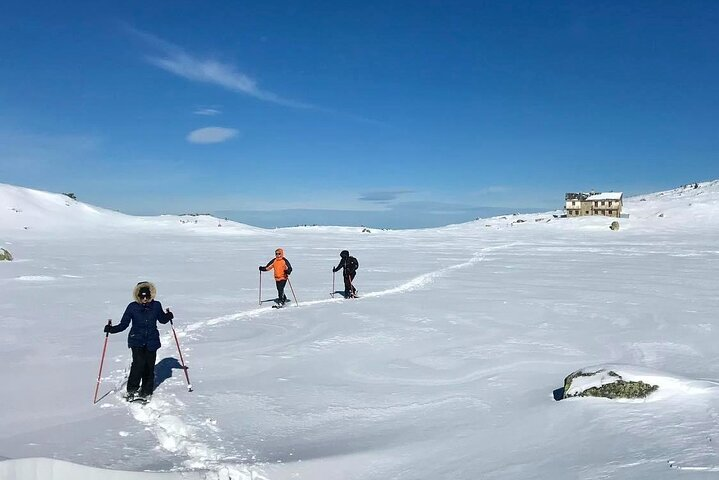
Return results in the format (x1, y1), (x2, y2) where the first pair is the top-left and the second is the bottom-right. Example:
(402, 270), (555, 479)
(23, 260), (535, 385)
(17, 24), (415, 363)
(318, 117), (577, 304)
(263, 248), (293, 281)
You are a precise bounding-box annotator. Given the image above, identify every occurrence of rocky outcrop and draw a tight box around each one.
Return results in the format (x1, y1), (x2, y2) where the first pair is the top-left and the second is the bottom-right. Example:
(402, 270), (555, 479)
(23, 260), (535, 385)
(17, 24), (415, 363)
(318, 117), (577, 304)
(0, 248), (12, 261)
(563, 367), (658, 400)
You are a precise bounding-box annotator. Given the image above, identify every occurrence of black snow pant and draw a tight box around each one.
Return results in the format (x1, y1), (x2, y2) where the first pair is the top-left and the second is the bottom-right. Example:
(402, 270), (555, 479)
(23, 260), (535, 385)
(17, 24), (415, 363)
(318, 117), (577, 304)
(276, 279), (288, 304)
(127, 346), (157, 395)
(343, 271), (357, 297)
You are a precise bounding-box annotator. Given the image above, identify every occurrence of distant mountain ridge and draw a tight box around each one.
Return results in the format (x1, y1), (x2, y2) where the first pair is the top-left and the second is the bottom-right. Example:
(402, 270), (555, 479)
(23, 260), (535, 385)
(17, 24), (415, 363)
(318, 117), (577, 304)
(2, 180), (719, 236)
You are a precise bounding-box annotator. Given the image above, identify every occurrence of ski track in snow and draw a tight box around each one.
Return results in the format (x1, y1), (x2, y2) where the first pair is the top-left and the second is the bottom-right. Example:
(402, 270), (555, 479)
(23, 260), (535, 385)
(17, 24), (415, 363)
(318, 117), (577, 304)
(200, 243), (511, 330)
(119, 243), (512, 478)
(126, 398), (267, 479)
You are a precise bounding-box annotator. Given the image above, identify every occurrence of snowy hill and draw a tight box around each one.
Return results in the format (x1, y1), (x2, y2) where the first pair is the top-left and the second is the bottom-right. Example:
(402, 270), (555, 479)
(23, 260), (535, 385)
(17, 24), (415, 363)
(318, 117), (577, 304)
(625, 180), (719, 225)
(0, 183), (264, 236)
(2, 180), (719, 480)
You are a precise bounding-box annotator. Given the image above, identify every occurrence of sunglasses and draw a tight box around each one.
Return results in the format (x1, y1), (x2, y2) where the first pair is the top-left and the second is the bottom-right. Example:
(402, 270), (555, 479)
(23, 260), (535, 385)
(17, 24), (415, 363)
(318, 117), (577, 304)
(275, 252), (282, 256)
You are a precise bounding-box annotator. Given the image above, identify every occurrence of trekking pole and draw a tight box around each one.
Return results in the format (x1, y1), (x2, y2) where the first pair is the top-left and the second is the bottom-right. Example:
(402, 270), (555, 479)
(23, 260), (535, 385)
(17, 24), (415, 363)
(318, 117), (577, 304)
(93, 320), (112, 404)
(287, 276), (299, 306)
(347, 273), (357, 298)
(331, 270), (335, 297)
(170, 318), (193, 392)
(259, 269), (262, 306)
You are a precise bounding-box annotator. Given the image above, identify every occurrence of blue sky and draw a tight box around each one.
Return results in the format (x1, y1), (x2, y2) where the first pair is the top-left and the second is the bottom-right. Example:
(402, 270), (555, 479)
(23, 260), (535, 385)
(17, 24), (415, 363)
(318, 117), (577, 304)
(1, 1), (718, 228)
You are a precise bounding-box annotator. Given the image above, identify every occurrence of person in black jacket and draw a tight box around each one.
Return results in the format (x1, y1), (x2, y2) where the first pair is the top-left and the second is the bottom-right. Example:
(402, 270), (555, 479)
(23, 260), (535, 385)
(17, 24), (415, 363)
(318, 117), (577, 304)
(333, 250), (359, 298)
(104, 281), (173, 401)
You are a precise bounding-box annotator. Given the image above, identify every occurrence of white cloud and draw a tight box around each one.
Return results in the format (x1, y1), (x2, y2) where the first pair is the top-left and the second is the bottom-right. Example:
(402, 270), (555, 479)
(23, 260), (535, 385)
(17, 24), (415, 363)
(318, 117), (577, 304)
(186, 127), (238, 144)
(127, 27), (313, 109)
(194, 108), (221, 116)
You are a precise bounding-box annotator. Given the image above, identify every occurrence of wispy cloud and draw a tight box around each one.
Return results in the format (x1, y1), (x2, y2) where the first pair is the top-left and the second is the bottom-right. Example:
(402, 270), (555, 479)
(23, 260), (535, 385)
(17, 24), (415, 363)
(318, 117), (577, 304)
(194, 107), (222, 116)
(358, 190), (415, 204)
(126, 26), (314, 109)
(186, 127), (238, 144)
(476, 185), (509, 195)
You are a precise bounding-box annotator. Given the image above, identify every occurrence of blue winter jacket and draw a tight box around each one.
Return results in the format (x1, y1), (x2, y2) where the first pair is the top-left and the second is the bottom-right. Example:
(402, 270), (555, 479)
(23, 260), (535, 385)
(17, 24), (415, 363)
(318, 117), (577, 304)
(110, 300), (172, 351)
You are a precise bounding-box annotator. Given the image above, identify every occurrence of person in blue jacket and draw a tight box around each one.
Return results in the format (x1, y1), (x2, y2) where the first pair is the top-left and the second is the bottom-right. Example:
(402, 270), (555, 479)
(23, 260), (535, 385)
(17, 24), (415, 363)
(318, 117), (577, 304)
(104, 281), (173, 401)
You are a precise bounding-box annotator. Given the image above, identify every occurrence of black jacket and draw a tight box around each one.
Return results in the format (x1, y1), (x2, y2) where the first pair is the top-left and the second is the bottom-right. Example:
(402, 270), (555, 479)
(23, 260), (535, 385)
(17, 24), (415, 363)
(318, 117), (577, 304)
(334, 256), (359, 274)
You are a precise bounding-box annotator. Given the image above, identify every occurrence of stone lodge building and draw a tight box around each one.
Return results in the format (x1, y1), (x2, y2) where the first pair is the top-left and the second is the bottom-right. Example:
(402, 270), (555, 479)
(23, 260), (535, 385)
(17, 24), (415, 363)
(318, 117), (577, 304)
(565, 192), (623, 217)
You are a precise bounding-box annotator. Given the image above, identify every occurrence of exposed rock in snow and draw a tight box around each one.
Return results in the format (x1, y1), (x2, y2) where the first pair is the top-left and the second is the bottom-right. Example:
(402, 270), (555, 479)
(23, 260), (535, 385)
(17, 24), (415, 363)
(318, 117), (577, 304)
(559, 364), (719, 400)
(563, 367), (658, 399)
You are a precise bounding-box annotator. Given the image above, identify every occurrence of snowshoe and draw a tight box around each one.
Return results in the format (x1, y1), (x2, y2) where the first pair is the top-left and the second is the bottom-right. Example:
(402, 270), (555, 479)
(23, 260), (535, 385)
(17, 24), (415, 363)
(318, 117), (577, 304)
(131, 392), (152, 404)
(124, 391), (138, 402)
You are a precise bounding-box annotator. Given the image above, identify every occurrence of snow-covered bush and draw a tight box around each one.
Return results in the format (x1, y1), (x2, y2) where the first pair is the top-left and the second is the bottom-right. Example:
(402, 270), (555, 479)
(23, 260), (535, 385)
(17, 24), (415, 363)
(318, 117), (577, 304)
(0, 248), (12, 261)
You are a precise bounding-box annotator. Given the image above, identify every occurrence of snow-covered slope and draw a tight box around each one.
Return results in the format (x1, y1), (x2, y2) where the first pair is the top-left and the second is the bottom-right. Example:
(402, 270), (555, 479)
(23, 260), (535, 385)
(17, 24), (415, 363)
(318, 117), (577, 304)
(445, 180), (719, 232)
(2, 180), (719, 480)
(625, 180), (719, 225)
(0, 183), (264, 236)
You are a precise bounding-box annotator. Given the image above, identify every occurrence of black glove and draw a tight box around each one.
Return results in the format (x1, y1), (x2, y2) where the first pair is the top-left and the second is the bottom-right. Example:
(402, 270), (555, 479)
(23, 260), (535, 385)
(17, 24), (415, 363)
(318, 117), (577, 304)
(259, 266), (264, 271)
(166, 309), (174, 321)
(284, 270), (290, 276)
(104, 324), (112, 333)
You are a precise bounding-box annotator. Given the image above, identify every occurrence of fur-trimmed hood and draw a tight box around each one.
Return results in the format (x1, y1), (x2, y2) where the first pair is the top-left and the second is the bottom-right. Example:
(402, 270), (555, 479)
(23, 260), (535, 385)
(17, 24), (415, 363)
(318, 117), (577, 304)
(133, 281), (157, 302)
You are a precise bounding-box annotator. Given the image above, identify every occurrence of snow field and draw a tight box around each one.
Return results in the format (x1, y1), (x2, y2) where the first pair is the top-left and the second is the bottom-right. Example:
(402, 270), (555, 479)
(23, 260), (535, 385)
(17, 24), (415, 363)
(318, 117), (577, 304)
(2, 181), (719, 478)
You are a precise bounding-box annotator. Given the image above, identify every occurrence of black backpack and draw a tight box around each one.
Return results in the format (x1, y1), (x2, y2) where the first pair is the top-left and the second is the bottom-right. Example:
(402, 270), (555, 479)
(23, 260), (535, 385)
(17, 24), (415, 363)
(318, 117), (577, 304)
(348, 256), (359, 271)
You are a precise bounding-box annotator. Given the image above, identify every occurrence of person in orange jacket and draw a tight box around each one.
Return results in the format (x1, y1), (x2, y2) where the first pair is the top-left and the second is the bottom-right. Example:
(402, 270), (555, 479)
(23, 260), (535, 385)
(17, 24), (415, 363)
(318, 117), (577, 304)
(259, 248), (293, 305)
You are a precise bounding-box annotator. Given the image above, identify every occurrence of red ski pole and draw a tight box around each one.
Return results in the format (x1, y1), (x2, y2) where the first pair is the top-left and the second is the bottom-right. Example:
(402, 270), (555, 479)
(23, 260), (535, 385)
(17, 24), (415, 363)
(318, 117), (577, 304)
(170, 318), (193, 392)
(93, 320), (112, 404)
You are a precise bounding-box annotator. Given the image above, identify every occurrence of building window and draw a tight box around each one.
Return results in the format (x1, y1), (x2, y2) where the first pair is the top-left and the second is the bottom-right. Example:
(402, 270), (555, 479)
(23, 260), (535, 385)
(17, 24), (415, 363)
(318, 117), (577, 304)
(601, 201), (605, 206)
